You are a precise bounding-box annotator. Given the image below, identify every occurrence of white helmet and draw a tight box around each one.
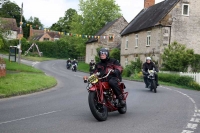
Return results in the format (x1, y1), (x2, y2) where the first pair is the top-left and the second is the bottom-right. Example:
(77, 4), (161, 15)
(146, 57), (151, 61)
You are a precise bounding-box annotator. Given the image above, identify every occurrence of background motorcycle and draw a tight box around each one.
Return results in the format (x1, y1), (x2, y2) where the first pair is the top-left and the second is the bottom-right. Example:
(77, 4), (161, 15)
(147, 69), (157, 93)
(89, 65), (95, 75)
(66, 62), (71, 69)
(72, 63), (77, 72)
(83, 69), (128, 121)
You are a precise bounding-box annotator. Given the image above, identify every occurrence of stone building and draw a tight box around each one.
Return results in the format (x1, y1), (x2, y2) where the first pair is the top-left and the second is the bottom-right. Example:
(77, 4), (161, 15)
(29, 26), (60, 41)
(120, 0), (200, 67)
(0, 18), (21, 40)
(85, 16), (128, 63)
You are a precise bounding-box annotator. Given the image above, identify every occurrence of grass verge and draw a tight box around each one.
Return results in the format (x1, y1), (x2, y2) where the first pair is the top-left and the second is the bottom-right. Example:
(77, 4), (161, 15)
(0, 57), (57, 98)
(0, 73), (57, 98)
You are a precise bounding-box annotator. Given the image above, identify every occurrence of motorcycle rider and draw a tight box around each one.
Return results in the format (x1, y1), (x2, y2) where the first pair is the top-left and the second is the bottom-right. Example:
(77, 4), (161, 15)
(89, 59), (96, 75)
(66, 58), (71, 68)
(94, 48), (125, 106)
(142, 57), (159, 88)
(72, 59), (78, 70)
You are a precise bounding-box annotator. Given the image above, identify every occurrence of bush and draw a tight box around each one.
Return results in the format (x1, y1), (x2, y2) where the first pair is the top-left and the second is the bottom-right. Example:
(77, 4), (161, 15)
(158, 72), (200, 90)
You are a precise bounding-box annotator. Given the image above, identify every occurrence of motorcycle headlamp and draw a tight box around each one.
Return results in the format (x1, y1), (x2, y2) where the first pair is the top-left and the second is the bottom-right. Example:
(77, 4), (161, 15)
(88, 74), (98, 84)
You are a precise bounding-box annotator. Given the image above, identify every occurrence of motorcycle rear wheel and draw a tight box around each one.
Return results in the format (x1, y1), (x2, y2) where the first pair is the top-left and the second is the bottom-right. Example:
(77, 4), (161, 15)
(88, 91), (108, 121)
(118, 104), (127, 114)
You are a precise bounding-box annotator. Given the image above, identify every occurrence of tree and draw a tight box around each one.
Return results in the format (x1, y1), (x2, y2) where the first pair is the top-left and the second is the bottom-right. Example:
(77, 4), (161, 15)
(161, 41), (195, 72)
(70, 0), (121, 35)
(50, 8), (77, 32)
(0, 1), (21, 24)
(110, 48), (120, 61)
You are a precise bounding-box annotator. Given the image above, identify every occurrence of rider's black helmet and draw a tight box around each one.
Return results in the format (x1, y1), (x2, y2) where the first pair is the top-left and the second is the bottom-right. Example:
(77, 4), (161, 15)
(98, 48), (109, 59)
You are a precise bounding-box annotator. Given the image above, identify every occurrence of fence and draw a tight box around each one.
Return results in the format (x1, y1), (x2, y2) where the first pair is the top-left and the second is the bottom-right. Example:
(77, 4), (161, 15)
(160, 71), (200, 85)
(77, 56), (85, 62)
(180, 72), (200, 85)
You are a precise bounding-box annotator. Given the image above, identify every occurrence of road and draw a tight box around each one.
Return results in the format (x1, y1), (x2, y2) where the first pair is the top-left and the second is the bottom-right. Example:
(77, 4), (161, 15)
(0, 59), (200, 133)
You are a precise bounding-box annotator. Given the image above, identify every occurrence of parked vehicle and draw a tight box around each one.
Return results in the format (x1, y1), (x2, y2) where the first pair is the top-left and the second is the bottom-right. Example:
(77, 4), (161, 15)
(83, 69), (128, 121)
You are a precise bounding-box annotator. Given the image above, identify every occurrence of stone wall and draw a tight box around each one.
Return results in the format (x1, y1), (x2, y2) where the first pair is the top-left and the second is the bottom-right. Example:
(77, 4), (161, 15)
(0, 57), (6, 77)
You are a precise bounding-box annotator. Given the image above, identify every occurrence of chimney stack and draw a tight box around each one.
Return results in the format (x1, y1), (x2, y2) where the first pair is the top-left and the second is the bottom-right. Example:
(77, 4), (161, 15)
(144, 0), (155, 8)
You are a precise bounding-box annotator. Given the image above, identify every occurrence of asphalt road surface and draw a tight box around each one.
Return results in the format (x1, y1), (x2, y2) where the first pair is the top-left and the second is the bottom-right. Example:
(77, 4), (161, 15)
(0, 59), (200, 133)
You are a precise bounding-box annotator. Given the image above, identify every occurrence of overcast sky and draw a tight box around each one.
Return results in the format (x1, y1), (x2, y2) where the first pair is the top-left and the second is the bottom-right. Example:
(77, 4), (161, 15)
(11, 0), (163, 28)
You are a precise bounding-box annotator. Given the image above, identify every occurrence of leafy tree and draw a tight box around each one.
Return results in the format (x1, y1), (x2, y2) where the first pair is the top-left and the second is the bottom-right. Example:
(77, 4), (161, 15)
(110, 48), (120, 61)
(50, 8), (77, 32)
(0, 1), (21, 25)
(161, 41), (194, 72)
(70, 0), (121, 35)
(191, 54), (200, 72)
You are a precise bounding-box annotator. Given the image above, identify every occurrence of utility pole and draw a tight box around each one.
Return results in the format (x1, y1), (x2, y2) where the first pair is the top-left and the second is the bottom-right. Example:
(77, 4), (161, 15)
(18, 2), (23, 64)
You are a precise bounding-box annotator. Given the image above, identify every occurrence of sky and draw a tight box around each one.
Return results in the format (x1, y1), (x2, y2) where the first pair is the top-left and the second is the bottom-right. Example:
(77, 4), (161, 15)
(11, 0), (163, 28)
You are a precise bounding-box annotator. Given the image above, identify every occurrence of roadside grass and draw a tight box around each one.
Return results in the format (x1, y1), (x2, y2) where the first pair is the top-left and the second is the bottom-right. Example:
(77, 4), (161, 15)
(0, 57), (57, 98)
(0, 73), (57, 98)
(5, 58), (43, 73)
(21, 55), (57, 62)
(77, 62), (90, 73)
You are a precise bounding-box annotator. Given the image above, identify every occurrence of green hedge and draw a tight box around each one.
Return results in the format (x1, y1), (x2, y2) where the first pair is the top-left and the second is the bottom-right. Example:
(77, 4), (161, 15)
(158, 73), (200, 90)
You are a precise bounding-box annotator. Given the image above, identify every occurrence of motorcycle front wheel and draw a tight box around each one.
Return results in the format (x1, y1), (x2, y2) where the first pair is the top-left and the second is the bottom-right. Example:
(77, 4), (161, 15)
(151, 80), (157, 93)
(88, 91), (108, 121)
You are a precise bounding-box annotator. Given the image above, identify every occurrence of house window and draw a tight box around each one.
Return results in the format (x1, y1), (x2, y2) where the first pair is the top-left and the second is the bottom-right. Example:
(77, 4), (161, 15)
(43, 38), (49, 41)
(108, 34), (114, 42)
(135, 34), (138, 47)
(125, 36), (128, 49)
(182, 4), (189, 16)
(125, 58), (128, 66)
(146, 31), (151, 46)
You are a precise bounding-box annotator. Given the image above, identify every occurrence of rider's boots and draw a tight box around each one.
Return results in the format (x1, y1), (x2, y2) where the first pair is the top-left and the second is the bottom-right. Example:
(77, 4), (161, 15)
(118, 94), (126, 106)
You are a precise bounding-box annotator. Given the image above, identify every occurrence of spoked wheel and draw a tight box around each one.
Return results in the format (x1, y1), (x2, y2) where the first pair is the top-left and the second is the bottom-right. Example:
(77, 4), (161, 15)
(118, 104), (127, 114)
(151, 80), (157, 93)
(88, 91), (108, 121)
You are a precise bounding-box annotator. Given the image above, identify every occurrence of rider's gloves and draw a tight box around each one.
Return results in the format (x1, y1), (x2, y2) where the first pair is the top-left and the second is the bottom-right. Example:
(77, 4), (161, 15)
(113, 69), (120, 76)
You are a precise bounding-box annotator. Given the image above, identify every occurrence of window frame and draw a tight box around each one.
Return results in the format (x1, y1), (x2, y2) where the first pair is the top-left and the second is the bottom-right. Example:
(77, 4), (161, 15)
(182, 4), (189, 16)
(125, 58), (128, 66)
(146, 31), (151, 46)
(135, 34), (138, 47)
(125, 36), (128, 50)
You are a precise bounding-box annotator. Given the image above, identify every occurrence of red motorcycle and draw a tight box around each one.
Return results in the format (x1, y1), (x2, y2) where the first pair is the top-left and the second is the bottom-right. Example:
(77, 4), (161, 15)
(83, 69), (128, 121)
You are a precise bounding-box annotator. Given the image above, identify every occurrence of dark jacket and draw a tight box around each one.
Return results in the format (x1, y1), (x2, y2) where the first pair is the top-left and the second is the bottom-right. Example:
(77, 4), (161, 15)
(94, 58), (123, 81)
(142, 61), (158, 72)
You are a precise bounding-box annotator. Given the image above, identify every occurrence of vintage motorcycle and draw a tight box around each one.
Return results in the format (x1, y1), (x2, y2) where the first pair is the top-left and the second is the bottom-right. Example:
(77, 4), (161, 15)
(83, 69), (128, 121)
(147, 69), (157, 93)
(66, 62), (71, 69)
(71, 63), (77, 72)
(89, 65), (95, 75)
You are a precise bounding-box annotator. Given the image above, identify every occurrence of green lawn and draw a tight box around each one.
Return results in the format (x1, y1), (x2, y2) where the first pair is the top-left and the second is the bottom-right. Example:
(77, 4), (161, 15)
(0, 58), (57, 98)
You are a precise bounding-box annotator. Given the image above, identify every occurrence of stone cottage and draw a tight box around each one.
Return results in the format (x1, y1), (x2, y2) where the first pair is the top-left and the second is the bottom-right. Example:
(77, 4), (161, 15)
(120, 0), (200, 67)
(29, 26), (61, 41)
(85, 16), (128, 63)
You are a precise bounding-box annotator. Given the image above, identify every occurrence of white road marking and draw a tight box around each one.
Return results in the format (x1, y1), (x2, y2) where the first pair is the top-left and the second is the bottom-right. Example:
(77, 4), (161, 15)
(182, 130), (194, 133)
(161, 86), (199, 133)
(32, 61), (39, 67)
(0, 110), (62, 125)
(190, 118), (200, 123)
(186, 123), (198, 130)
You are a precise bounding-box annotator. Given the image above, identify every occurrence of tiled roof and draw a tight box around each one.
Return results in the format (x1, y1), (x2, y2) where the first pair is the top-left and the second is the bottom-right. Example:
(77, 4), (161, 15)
(47, 32), (61, 38)
(0, 18), (18, 31)
(86, 17), (120, 44)
(121, 0), (180, 36)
